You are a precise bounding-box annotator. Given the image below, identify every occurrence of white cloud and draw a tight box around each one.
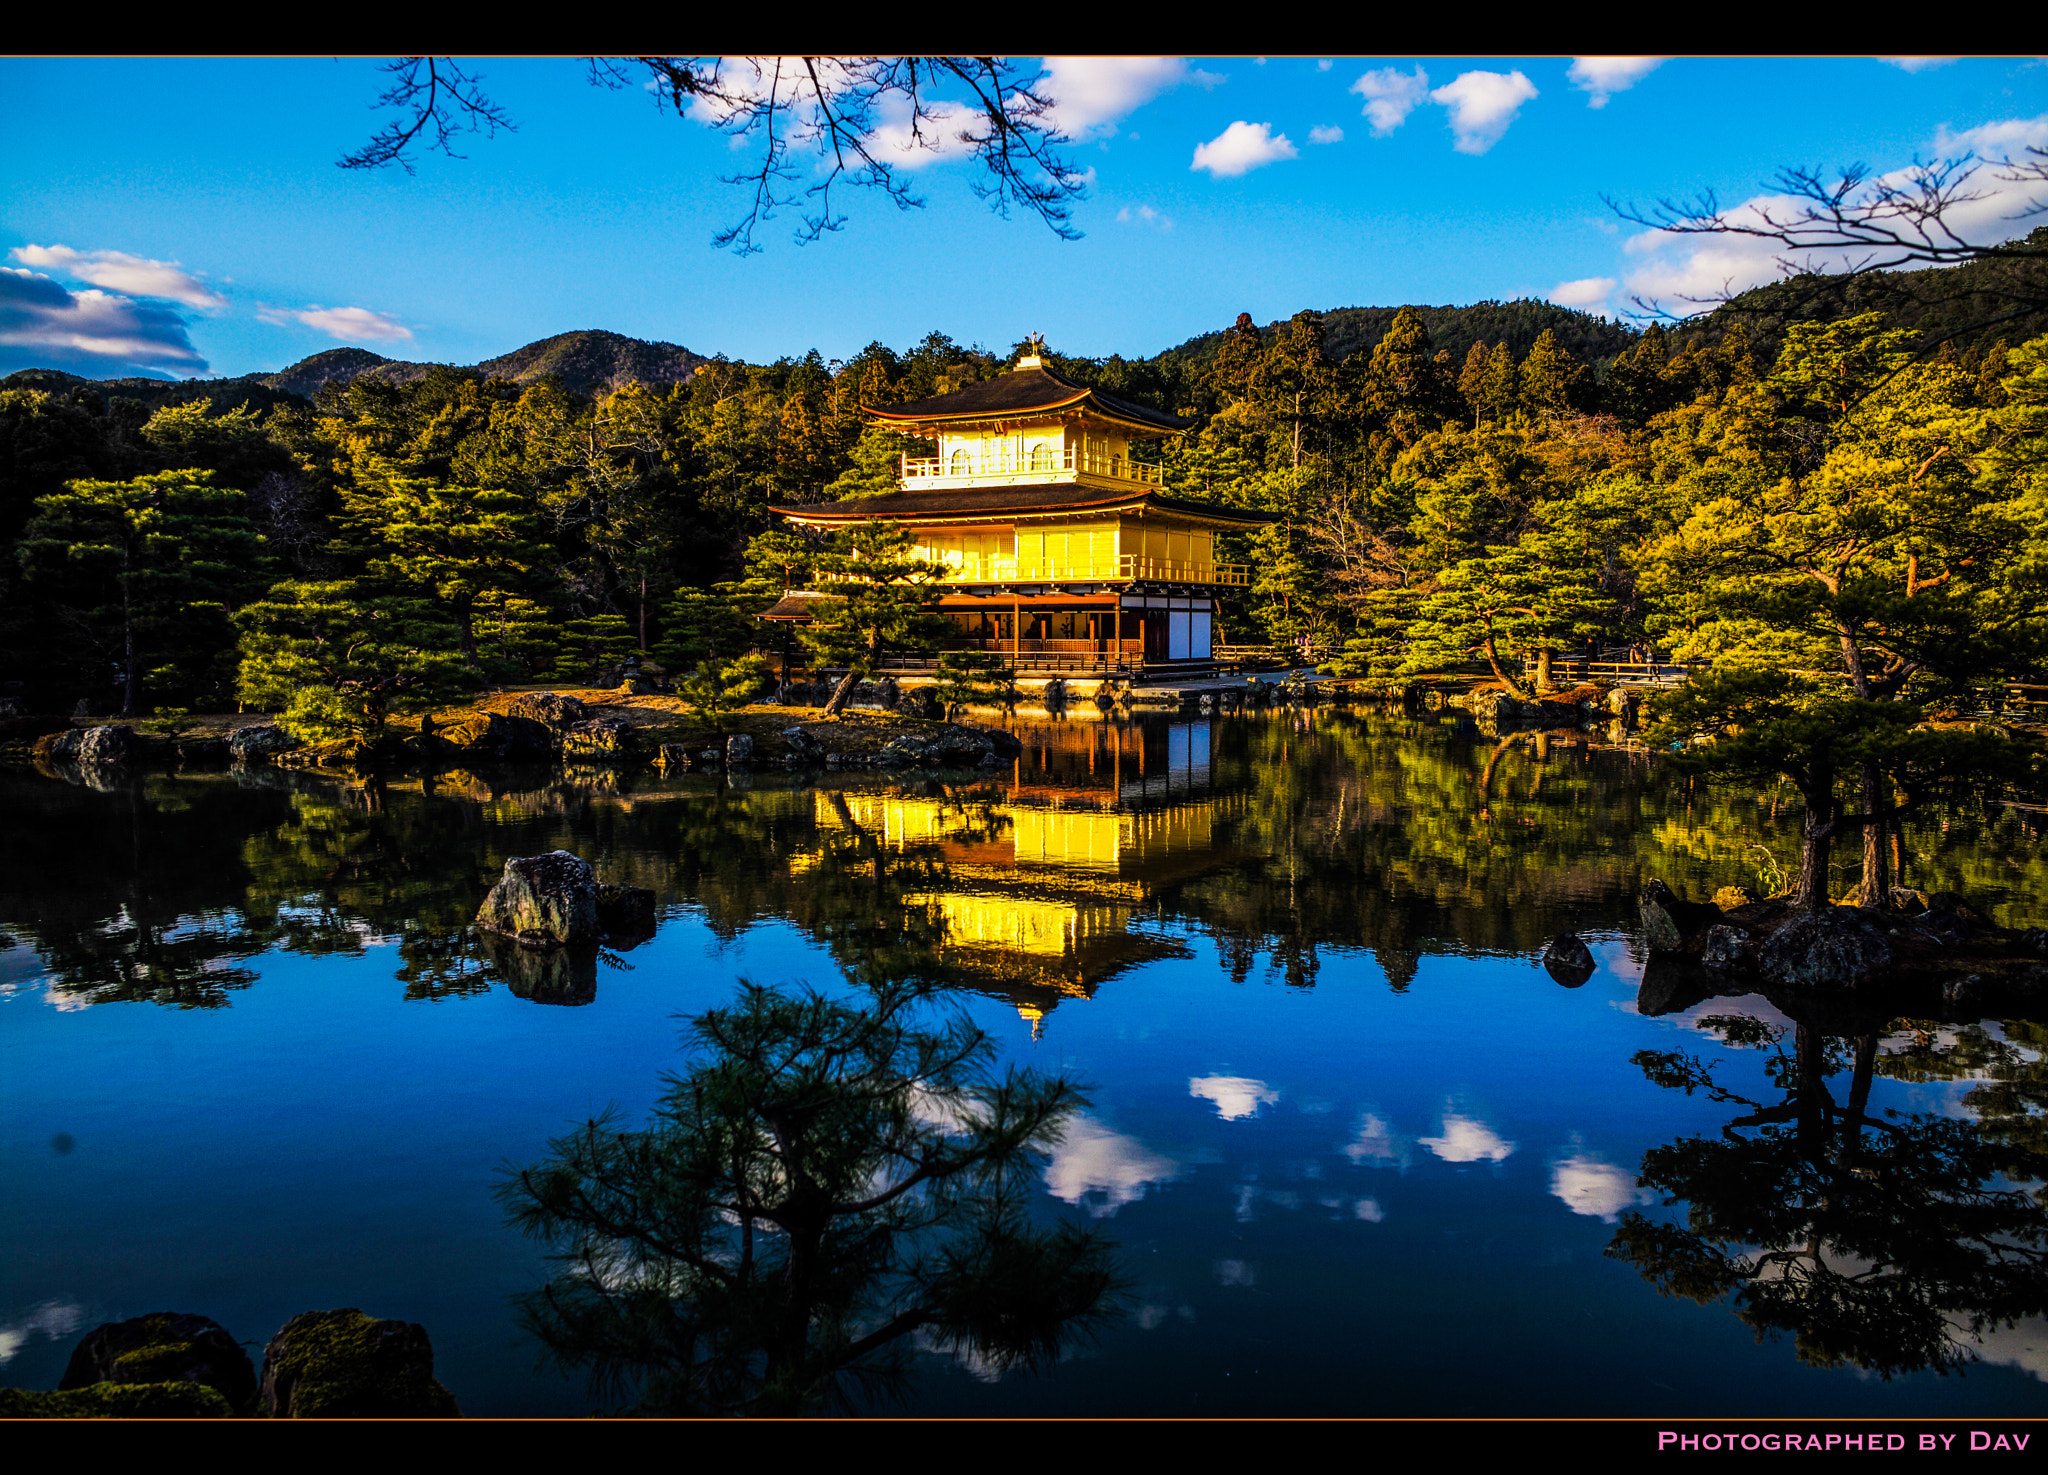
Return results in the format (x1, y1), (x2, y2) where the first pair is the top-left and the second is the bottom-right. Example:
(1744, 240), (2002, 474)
(1879, 56), (1960, 73)
(1042, 1115), (1180, 1216)
(1567, 57), (1665, 108)
(1550, 276), (1618, 311)
(1191, 121), (1298, 177)
(0, 268), (209, 377)
(1189, 1074), (1280, 1119)
(1040, 56), (1192, 141)
(1342, 1112), (1413, 1171)
(1431, 70), (1540, 154)
(1975, 1317), (2048, 1382)
(1420, 1112), (1516, 1164)
(258, 304), (414, 343)
(862, 94), (981, 171)
(0, 1301), (84, 1365)
(1549, 1151), (1654, 1222)
(1115, 203), (1174, 231)
(1351, 65), (1431, 136)
(1317, 60), (1333, 73)
(10, 244), (226, 309)
(1933, 114), (2048, 160)
(1309, 125), (1344, 145)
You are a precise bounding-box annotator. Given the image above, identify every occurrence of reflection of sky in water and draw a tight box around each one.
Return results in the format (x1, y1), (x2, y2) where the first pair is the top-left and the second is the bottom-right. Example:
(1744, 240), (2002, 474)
(4, 714), (2046, 1418)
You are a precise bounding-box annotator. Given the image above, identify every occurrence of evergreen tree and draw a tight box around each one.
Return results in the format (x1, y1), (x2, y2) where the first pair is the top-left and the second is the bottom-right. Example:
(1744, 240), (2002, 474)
(17, 470), (263, 714)
(234, 578), (470, 744)
(1518, 329), (1587, 417)
(801, 522), (951, 717)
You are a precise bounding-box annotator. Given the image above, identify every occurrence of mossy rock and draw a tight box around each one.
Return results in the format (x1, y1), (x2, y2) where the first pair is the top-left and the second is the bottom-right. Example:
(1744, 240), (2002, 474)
(259, 1308), (460, 1418)
(59, 1311), (258, 1413)
(0, 1380), (233, 1417)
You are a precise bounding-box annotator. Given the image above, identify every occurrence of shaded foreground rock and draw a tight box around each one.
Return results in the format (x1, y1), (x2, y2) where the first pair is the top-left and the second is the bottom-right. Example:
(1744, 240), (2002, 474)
(58, 1311), (258, 1413)
(1758, 908), (1897, 991)
(1541, 933), (1596, 986)
(259, 1308), (459, 1418)
(475, 850), (598, 947)
(0, 1381), (233, 1417)
(437, 711), (552, 761)
(1639, 879), (1723, 953)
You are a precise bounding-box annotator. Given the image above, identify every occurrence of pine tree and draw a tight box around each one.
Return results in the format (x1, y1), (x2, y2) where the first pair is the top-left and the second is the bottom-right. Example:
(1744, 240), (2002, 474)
(801, 522), (951, 717)
(17, 470), (263, 714)
(1518, 330), (1587, 418)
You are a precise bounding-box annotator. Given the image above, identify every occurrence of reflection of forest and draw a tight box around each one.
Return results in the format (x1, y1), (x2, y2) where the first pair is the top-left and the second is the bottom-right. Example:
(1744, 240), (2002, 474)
(3, 711), (2039, 1012)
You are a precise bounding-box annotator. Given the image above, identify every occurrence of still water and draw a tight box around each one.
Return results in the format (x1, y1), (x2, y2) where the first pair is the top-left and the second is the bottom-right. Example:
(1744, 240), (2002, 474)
(3, 711), (2046, 1416)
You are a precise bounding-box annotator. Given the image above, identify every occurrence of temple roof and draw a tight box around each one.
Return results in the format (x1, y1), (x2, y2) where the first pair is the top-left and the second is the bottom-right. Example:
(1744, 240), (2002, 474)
(768, 483), (1274, 526)
(868, 363), (1192, 435)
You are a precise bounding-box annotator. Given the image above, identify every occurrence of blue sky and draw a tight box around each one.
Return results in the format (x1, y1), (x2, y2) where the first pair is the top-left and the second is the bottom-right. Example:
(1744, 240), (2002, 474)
(3, 56), (2044, 380)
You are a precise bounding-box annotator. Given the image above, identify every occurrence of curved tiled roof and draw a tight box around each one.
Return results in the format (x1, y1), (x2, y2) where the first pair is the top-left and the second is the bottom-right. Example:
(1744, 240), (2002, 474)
(868, 363), (1191, 434)
(768, 484), (1273, 525)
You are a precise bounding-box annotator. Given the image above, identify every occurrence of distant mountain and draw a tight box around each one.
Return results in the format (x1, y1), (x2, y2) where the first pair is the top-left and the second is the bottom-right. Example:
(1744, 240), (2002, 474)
(2, 329), (715, 410)
(266, 329), (713, 400)
(259, 347), (397, 398)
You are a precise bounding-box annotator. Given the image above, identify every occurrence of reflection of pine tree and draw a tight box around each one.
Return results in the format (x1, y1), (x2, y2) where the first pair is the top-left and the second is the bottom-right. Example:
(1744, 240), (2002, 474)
(1611, 1016), (2048, 1378)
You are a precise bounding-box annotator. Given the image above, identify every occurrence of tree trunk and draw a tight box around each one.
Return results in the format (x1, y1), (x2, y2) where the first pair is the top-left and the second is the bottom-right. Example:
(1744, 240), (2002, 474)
(820, 668), (861, 718)
(638, 572), (649, 653)
(1535, 647), (1553, 693)
(1790, 767), (1837, 910)
(1857, 760), (1891, 909)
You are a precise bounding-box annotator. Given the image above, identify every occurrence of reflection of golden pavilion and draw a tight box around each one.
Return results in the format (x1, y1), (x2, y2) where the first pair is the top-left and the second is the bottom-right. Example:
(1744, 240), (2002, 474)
(811, 724), (1240, 1032)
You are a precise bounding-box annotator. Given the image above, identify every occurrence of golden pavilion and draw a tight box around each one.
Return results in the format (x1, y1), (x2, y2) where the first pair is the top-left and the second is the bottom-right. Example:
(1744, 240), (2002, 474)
(767, 347), (1272, 676)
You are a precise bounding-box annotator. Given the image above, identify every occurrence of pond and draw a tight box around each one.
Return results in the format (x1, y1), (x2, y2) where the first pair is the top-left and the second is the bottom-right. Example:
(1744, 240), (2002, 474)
(3, 710), (2046, 1417)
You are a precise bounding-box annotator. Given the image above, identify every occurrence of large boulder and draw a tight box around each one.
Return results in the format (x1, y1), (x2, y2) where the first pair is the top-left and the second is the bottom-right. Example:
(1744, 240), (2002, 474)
(75, 724), (146, 767)
(1758, 907), (1898, 992)
(725, 732), (755, 767)
(1699, 923), (1756, 971)
(34, 728), (85, 761)
(437, 712), (553, 762)
(475, 850), (598, 947)
(229, 723), (302, 763)
(899, 686), (943, 721)
(59, 1312), (257, 1414)
(259, 1308), (459, 1418)
(504, 691), (589, 730)
(1639, 880), (1723, 953)
(561, 717), (635, 761)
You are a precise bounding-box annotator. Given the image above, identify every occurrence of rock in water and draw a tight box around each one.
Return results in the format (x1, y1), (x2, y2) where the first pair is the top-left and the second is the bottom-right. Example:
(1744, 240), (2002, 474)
(74, 724), (145, 767)
(1541, 933), (1596, 986)
(781, 727), (825, 764)
(1699, 924), (1754, 971)
(436, 712), (552, 761)
(1759, 908), (1897, 992)
(726, 732), (754, 766)
(475, 851), (598, 947)
(259, 1308), (459, 1418)
(1639, 879), (1721, 953)
(228, 723), (302, 763)
(60, 1312), (257, 1414)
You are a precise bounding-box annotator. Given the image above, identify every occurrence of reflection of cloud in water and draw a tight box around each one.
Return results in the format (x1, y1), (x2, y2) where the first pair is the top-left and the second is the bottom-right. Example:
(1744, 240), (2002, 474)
(1189, 1075), (1279, 1120)
(0, 1300), (84, 1364)
(1214, 1259), (1257, 1287)
(1354, 1198), (1386, 1222)
(1043, 1116), (1180, 1217)
(1975, 1318), (2048, 1382)
(1343, 1113), (1412, 1170)
(1421, 1113), (1516, 1164)
(1233, 1184), (1302, 1221)
(1549, 1152), (1653, 1222)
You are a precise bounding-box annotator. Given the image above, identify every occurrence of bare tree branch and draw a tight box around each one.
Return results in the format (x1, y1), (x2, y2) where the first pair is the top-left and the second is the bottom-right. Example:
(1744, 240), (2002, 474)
(337, 58), (516, 175)
(349, 56), (1088, 254)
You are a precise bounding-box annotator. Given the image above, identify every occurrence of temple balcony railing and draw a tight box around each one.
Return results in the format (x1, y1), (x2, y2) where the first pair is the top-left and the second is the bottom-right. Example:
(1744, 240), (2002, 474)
(920, 555), (1251, 587)
(901, 449), (1164, 487)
